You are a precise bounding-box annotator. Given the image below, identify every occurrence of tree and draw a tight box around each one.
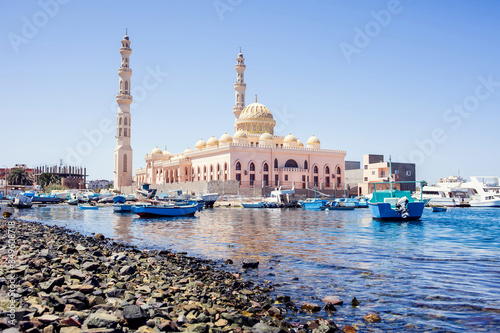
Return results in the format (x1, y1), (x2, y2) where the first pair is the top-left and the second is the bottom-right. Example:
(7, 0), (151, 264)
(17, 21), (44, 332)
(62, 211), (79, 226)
(38, 173), (61, 190)
(7, 168), (33, 186)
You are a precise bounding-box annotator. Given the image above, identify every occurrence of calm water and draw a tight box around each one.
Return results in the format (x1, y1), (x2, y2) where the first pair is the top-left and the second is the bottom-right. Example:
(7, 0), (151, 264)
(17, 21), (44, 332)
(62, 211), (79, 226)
(10, 205), (500, 332)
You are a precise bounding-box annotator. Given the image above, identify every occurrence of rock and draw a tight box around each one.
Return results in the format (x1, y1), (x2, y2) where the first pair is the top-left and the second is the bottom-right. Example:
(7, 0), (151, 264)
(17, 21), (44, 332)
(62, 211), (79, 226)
(39, 276), (65, 292)
(324, 303), (336, 312)
(225, 259), (233, 264)
(343, 325), (356, 333)
(85, 313), (119, 329)
(82, 262), (100, 271)
(68, 269), (86, 279)
(60, 328), (83, 333)
(123, 304), (149, 323)
(43, 325), (54, 333)
(75, 244), (86, 251)
(158, 320), (179, 332)
(38, 314), (60, 323)
(251, 322), (281, 333)
(60, 317), (81, 327)
(351, 297), (360, 307)
(69, 285), (94, 293)
(242, 260), (259, 269)
(321, 296), (343, 306)
(214, 319), (228, 327)
(39, 249), (53, 259)
(106, 288), (125, 297)
(187, 323), (208, 333)
(136, 326), (156, 333)
(312, 324), (337, 333)
(364, 312), (381, 323)
(301, 303), (321, 312)
(88, 295), (106, 307)
(94, 233), (105, 241)
(276, 295), (290, 303)
(119, 265), (136, 275)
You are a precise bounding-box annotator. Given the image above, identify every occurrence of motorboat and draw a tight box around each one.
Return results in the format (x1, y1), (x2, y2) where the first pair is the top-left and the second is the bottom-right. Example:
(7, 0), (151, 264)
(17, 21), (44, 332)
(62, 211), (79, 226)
(132, 202), (198, 217)
(112, 203), (133, 212)
(200, 193), (219, 208)
(241, 202), (265, 208)
(23, 191), (61, 204)
(299, 198), (329, 210)
(462, 176), (500, 207)
(12, 194), (33, 209)
(432, 206), (447, 212)
(136, 183), (157, 201)
(368, 157), (426, 221)
(418, 176), (472, 207)
(113, 195), (127, 204)
(78, 204), (98, 210)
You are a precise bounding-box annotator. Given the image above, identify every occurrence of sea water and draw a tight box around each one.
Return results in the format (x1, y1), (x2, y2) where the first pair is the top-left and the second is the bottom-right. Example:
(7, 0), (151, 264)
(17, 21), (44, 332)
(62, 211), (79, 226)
(14, 206), (500, 332)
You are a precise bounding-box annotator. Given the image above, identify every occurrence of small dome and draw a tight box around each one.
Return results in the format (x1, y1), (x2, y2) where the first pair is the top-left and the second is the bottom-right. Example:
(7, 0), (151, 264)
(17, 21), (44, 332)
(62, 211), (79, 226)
(284, 133), (298, 143)
(238, 53), (243, 58)
(297, 140), (304, 147)
(234, 130), (248, 139)
(195, 138), (206, 149)
(123, 35), (129, 41)
(151, 147), (162, 155)
(239, 103), (274, 121)
(206, 136), (219, 146)
(219, 132), (233, 143)
(259, 133), (273, 141)
(307, 135), (320, 145)
(163, 150), (172, 156)
(183, 147), (193, 154)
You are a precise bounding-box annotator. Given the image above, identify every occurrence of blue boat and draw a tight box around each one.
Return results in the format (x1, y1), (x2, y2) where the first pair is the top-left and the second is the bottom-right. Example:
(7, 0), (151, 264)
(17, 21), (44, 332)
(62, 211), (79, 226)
(299, 198), (329, 210)
(112, 203), (133, 212)
(23, 191), (61, 204)
(113, 195), (126, 204)
(241, 202), (265, 208)
(78, 204), (98, 210)
(132, 202), (198, 217)
(368, 157), (426, 221)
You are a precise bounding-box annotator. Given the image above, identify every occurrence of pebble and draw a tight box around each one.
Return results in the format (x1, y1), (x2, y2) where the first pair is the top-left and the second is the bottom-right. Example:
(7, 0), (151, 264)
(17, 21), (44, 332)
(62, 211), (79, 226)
(364, 312), (382, 323)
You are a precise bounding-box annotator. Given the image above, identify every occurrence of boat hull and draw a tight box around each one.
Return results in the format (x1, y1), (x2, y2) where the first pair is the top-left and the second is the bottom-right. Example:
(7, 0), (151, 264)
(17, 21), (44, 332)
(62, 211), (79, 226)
(369, 201), (425, 221)
(78, 205), (98, 210)
(113, 204), (133, 212)
(469, 199), (500, 207)
(299, 199), (328, 210)
(132, 204), (198, 217)
(241, 202), (265, 208)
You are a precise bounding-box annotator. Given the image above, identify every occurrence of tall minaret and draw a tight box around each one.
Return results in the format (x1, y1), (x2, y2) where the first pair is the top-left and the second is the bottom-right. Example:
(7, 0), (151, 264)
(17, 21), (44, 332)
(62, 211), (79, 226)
(233, 48), (246, 128)
(114, 31), (133, 190)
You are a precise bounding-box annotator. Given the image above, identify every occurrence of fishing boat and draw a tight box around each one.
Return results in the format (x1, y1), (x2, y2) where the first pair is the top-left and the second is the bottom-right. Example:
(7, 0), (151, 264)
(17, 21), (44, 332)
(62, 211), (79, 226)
(112, 203), (133, 212)
(132, 202), (198, 217)
(299, 198), (328, 210)
(113, 195), (127, 204)
(368, 157), (426, 221)
(24, 191), (61, 204)
(200, 193), (219, 208)
(431, 206), (447, 212)
(241, 202), (265, 208)
(325, 201), (355, 210)
(12, 194), (33, 209)
(78, 204), (98, 210)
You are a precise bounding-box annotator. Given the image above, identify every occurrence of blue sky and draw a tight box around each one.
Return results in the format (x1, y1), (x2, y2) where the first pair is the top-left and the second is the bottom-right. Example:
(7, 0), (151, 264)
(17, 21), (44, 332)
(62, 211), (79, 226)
(1, 0), (499, 183)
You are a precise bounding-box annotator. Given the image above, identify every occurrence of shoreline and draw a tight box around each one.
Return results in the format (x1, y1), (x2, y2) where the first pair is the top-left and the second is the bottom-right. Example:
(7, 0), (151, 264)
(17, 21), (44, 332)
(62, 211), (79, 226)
(0, 218), (345, 333)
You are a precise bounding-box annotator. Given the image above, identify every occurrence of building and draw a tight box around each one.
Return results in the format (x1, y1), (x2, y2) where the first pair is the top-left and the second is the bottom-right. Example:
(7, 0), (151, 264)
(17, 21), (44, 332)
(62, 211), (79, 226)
(33, 164), (87, 189)
(88, 179), (113, 190)
(114, 31), (133, 192)
(135, 49), (347, 196)
(345, 154), (416, 196)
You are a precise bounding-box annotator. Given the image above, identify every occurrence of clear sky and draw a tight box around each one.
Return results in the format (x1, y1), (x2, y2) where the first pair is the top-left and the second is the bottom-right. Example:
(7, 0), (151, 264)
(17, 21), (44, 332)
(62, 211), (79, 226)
(1, 0), (499, 183)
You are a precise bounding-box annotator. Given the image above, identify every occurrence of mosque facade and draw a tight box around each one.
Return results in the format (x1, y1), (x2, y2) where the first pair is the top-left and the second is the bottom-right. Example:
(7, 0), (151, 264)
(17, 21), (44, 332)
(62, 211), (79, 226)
(134, 51), (346, 191)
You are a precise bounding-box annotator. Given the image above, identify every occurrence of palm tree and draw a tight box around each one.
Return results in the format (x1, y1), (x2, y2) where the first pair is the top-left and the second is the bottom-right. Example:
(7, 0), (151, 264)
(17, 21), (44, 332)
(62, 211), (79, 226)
(38, 173), (61, 190)
(7, 168), (33, 185)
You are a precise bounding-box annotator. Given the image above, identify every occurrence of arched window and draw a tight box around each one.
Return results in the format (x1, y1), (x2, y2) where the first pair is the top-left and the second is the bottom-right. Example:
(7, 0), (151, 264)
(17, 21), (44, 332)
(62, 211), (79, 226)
(325, 166), (330, 174)
(125, 81), (129, 91)
(285, 159), (298, 168)
(236, 162), (241, 170)
(253, 124), (256, 131)
(185, 167), (188, 175)
(250, 162), (255, 171)
(204, 166), (207, 173)
(120, 80), (123, 90)
(263, 163), (269, 172)
(304, 160), (308, 170)
(124, 117), (128, 126)
(123, 154), (127, 172)
(124, 129), (127, 137)
(119, 128), (122, 136)
(224, 162), (227, 171)
(314, 165), (318, 174)
(119, 117), (122, 125)
(274, 159), (278, 169)
(210, 165), (213, 173)
(198, 166), (200, 174)
(237, 95), (239, 103)
(337, 166), (341, 175)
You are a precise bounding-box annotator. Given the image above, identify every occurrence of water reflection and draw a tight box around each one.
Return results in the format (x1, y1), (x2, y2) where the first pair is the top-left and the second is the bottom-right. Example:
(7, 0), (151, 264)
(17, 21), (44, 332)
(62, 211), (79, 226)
(13, 205), (500, 331)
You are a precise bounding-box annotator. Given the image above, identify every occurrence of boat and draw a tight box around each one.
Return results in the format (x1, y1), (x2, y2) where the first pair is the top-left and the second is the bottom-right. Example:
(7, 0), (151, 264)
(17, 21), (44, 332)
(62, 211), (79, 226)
(200, 193), (219, 208)
(132, 202), (198, 217)
(23, 191), (61, 204)
(136, 183), (157, 200)
(417, 176), (472, 207)
(299, 198), (329, 210)
(462, 176), (500, 207)
(78, 204), (98, 210)
(113, 195), (127, 204)
(325, 201), (355, 210)
(368, 157), (426, 221)
(12, 194), (33, 209)
(432, 206), (447, 212)
(112, 203), (133, 212)
(241, 202), (265, 208)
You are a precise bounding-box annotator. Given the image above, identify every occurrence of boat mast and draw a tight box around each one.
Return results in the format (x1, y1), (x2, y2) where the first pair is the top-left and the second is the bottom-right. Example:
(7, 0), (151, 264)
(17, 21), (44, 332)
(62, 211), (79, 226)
(389, 155), (394, 198)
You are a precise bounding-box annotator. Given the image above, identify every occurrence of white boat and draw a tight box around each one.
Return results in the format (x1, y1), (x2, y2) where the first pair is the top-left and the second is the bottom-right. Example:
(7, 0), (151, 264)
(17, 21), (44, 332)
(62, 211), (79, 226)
(264, 187), (297, 207)
(200, 193), (219, 208)
(462, 176), (500, 207)
(13, 194), (33, 208)
(417, 176), (472, 207)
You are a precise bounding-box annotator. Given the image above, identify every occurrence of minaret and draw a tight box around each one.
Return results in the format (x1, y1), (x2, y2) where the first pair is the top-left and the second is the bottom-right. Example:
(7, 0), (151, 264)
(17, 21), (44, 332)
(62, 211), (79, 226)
(233, 48), (246, 127)
(114, 31), (133, 190)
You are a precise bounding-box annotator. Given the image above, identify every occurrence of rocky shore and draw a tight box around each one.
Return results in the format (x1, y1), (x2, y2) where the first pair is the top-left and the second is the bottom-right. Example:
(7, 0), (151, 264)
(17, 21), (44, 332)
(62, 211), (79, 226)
(0, 218), (349, 333)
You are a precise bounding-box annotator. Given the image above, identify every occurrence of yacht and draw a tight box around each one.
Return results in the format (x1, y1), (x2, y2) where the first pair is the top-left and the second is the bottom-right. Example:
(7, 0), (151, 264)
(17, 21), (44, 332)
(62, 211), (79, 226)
(462, 176), (500, 207)
(419, 176), (472, 207)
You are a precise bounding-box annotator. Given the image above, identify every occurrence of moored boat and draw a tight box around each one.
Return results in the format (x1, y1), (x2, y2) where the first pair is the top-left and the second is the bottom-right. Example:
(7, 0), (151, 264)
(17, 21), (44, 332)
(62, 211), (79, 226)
(241, 202), (265, 208)
(112, 203), (133, 212)
(132, 202), (198, 217)
(299, 198), (328, 210)
(13, 194), (33, 209)
(432, 206), (447, 212)
(78, 204), (98, 210)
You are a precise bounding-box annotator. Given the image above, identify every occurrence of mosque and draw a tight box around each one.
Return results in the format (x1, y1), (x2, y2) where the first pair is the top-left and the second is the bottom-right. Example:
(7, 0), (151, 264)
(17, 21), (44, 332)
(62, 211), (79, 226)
(113, 33), (346, 193)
